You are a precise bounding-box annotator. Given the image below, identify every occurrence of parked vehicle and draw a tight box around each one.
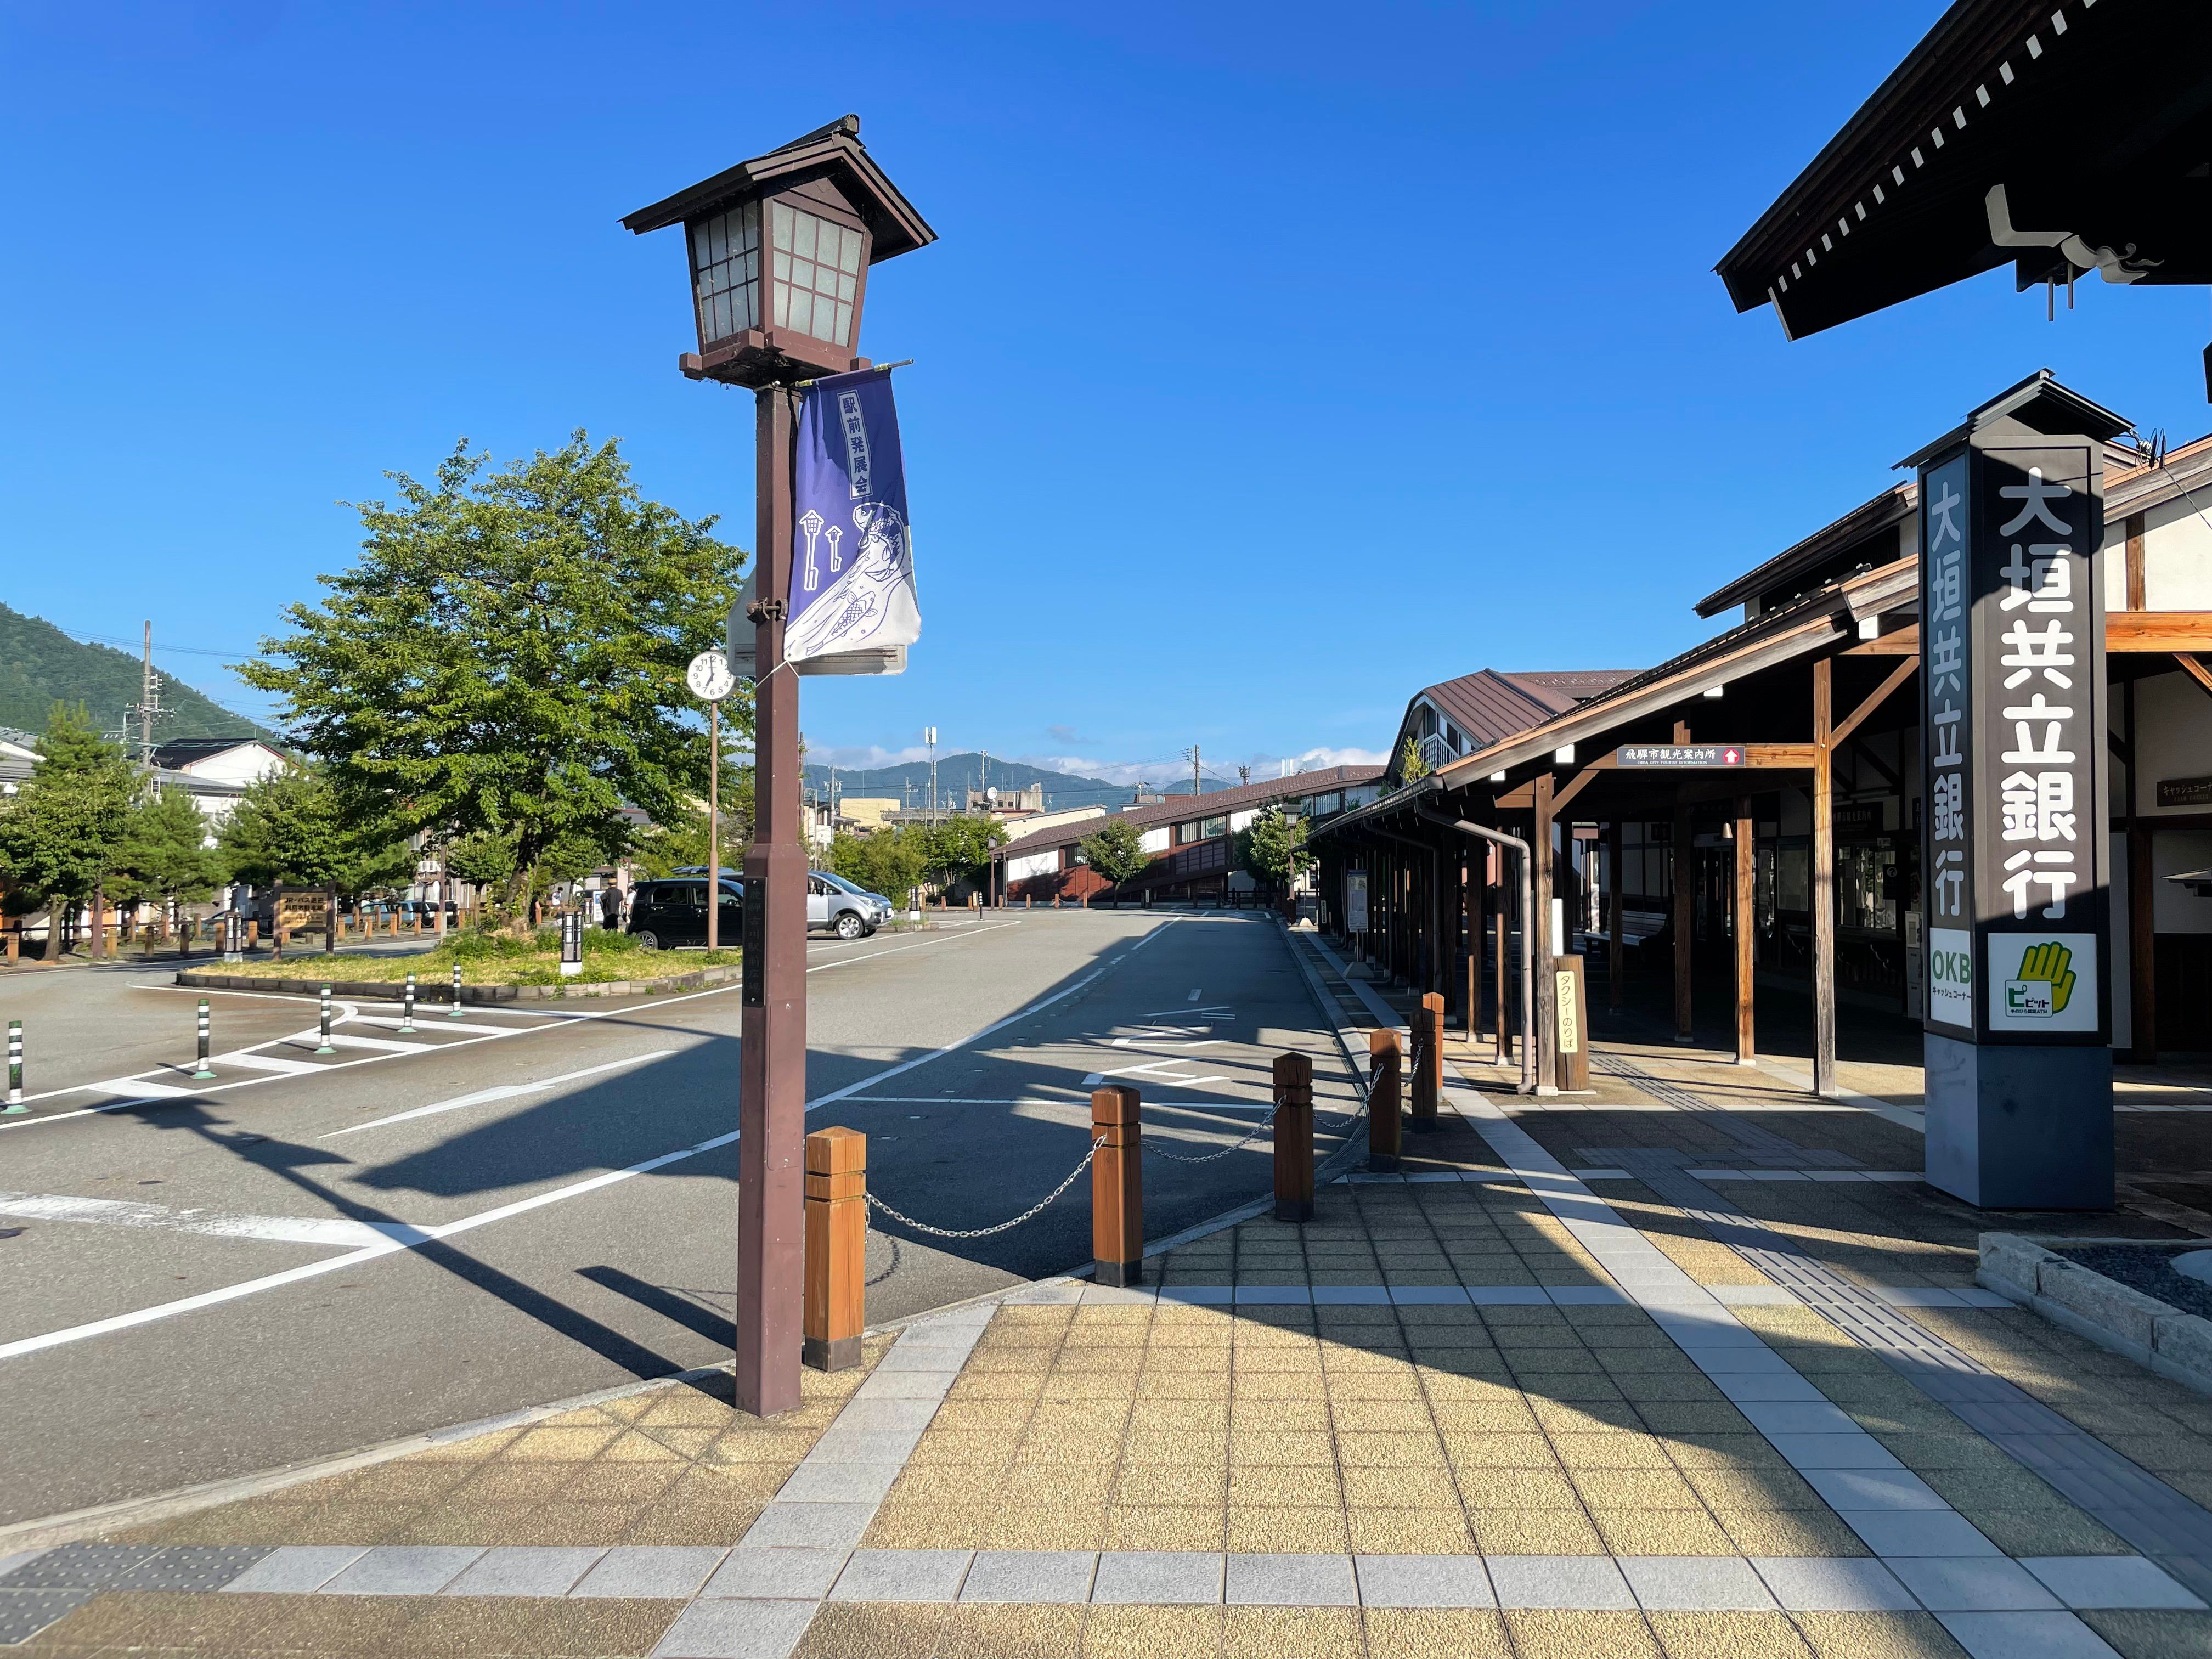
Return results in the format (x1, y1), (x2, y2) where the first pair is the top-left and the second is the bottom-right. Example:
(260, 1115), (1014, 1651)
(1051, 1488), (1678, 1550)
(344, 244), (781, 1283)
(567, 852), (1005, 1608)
(812, 870), (892, 935)
(626, 877), (743, 950)
(667, 867), (883, 939)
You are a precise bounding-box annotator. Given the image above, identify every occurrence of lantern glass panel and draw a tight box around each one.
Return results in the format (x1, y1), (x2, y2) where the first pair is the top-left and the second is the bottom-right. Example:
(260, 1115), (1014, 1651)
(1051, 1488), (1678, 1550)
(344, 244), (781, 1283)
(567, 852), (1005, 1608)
(690, 200), (760, 346)
(769, 200), (864, 347)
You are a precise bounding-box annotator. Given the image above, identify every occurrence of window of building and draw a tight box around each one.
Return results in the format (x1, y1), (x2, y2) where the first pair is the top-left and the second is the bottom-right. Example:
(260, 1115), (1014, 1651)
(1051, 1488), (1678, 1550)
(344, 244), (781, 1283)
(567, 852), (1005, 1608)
(1202, 816), (1227, 839)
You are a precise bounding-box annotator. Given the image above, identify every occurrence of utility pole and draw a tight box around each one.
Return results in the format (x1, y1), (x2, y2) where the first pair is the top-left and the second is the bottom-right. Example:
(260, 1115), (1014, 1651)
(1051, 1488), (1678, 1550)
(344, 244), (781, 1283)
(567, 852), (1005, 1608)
(926, 726), (938, 822)
(1184, 744), (1201, 800)
(140, 622), (155, 764)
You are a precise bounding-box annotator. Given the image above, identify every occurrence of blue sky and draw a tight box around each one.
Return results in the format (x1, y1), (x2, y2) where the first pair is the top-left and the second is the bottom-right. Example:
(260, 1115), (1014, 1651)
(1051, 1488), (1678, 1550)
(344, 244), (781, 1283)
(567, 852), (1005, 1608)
(5, 2), (2207, 787)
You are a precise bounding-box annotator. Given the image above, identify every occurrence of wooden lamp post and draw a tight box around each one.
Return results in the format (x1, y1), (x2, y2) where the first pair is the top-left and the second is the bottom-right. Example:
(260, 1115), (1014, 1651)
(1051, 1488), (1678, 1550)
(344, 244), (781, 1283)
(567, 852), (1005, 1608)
(623, 116), (934, 1417)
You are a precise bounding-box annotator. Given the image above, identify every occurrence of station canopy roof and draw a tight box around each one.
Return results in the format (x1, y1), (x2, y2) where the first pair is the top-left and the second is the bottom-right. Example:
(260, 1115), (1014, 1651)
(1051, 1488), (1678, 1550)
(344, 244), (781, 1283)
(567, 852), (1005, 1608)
(1716, 0), (2212, 338)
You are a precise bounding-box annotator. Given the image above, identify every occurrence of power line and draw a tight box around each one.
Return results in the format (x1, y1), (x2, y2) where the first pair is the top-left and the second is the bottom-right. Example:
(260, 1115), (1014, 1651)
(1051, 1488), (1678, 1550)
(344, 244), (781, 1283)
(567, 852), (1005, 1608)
(50, 624), (258, 659)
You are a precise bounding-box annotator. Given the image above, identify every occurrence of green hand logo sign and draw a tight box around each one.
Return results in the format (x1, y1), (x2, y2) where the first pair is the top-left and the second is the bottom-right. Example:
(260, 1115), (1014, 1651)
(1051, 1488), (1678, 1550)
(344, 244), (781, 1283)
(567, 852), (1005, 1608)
(2013, 941), (2076, 1015)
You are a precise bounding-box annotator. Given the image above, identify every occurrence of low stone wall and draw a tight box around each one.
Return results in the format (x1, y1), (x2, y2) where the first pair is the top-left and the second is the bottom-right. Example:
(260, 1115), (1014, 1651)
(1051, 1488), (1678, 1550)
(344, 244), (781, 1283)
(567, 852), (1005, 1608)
(174, 963), (741, 1002)
(1979, 1231), (2212, 1396)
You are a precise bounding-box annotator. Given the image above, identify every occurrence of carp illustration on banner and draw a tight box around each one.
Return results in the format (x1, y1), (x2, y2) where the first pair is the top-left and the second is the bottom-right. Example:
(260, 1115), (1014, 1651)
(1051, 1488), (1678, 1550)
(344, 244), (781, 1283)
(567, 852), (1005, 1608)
(786, 366), (918, 668)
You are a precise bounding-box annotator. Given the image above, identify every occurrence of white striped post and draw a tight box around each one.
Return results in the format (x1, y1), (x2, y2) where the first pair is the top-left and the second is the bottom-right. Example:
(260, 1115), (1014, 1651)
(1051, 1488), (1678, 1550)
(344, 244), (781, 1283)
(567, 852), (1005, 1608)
(191, 1000), (216, 1080)
(316, 986), (336, 1054)
(447, 962), (464, 1018)
(400, 972), (417, 1034)
(5, 1019), (24, 1110)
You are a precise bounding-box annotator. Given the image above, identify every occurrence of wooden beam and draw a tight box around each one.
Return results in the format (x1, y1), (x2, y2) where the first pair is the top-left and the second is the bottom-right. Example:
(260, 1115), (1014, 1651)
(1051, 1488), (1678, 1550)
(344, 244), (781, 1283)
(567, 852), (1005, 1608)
(1550, 764), (1605, 816)
(1850, 615), (2212, 654)
(1811, 659), (1837, 1098)
(1829, 657), (1919, 750)
(2112, 612), (2212, 651)
(2126, 514), (2147, 613)
(2177, 652), (2212, 700)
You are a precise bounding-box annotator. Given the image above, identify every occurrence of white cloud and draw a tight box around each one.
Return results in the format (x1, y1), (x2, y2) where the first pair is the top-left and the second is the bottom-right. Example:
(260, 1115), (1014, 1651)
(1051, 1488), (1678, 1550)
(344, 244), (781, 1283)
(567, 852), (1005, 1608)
(805, 743), (934, 770)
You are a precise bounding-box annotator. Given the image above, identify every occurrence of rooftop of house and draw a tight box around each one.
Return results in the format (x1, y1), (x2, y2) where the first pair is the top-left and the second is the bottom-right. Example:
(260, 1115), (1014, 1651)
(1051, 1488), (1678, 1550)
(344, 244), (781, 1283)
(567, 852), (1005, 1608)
(994, 763), (1385, 860)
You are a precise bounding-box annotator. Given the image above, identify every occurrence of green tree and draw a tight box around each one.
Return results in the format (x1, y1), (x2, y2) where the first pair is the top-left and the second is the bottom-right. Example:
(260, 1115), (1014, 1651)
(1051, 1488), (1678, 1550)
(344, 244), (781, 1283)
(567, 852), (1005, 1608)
(830, 827), (926, 901)
(0, 703), (137, 958)
(240, 433), (746, 922)
(117, 788), (223, 924)
(1077, 817), (1152, 889)
(1234, 803), (1312, 898)
(219, 765), (414, 901)
(1395, 735), (1432, 785)
(917, 814), (1008, 891)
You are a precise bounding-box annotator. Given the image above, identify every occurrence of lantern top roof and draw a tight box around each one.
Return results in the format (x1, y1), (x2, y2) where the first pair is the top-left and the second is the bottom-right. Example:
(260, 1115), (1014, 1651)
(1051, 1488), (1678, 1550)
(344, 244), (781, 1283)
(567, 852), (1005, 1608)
(620, 115), (936, 262)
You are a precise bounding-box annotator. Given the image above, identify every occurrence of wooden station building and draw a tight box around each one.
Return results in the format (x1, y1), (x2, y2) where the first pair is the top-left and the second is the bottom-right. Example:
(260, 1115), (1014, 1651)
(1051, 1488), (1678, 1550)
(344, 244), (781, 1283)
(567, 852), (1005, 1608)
(1311, 371), (2212, 1107)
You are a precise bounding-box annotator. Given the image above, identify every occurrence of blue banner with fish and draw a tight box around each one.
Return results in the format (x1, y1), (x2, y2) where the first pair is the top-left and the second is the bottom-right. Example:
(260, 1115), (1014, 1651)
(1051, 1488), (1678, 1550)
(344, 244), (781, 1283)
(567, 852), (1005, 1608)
(786, 367), (918, 664)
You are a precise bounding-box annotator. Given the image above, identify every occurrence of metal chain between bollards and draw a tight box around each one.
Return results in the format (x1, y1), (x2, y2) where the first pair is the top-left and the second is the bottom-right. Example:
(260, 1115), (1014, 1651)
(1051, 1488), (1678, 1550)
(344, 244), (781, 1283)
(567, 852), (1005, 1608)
(865, 1135), (1107, 1239)
(1143, 1098), (1284, 1165)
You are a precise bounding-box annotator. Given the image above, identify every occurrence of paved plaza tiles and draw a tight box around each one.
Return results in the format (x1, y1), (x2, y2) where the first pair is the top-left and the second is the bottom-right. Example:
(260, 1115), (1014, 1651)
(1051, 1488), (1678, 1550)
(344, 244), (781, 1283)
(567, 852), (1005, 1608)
(6, 966), (2212, 1655)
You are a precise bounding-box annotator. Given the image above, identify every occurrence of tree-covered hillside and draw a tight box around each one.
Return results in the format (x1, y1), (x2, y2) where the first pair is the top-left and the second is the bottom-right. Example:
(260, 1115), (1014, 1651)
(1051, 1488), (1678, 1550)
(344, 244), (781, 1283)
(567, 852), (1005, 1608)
(0, 603), (275, 743)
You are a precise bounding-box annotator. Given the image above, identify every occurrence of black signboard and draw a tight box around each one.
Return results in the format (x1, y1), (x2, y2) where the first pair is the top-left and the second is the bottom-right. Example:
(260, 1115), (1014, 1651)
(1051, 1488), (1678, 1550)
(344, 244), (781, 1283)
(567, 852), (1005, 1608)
(1917, 425), (2108, 1044)
(1616, 744), (1747, 768)
(2158, 775), (2212, 810)
(742, 874), (766, 1007)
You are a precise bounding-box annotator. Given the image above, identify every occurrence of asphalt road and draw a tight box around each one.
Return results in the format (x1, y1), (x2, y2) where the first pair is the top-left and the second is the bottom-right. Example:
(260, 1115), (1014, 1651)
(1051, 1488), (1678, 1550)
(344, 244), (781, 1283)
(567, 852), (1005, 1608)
(0, 911), (1360, 1527)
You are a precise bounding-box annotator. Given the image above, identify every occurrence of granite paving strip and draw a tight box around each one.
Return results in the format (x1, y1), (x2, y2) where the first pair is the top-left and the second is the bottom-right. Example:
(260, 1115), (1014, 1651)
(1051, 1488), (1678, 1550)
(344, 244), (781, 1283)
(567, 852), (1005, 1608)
(1592, 1054), (2212, 1603)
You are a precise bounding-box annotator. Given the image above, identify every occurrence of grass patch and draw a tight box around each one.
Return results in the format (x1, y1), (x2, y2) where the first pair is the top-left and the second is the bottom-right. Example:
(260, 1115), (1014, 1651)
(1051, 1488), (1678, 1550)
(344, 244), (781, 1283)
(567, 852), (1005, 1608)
(220, 928), (737, 986)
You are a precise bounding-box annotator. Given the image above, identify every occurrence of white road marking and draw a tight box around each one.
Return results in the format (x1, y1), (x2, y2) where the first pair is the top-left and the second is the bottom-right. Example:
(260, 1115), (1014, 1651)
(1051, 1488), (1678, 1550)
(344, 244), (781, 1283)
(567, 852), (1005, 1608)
(0, 1191), (402, 1249)
(0, 1124), (746, 1361)
(7, 926), (1022, 1134)
(1109, 1036), (1222, 1048)
(318, 1033), (432, 1054)
(216, 1052), (326, 1076)
(321, 1051), (674, 1138)
(353, 1017), (523, 1037)
(0, 917), (1164, 1357)
(82, 1078), (199, 1100)
(802, 919), (1178, 1113)
(1189, 989), (1201, 1002)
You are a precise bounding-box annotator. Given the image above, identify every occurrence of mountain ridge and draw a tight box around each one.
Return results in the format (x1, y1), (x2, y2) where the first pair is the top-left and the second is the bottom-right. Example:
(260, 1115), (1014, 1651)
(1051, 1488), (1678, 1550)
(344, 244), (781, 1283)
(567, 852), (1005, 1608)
(0, 603), (279, 747)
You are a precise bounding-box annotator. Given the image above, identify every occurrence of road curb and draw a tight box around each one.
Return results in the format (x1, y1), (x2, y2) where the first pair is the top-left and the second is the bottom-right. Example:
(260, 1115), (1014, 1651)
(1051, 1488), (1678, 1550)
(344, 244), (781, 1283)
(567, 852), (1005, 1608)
(172, 964), (741, 1002)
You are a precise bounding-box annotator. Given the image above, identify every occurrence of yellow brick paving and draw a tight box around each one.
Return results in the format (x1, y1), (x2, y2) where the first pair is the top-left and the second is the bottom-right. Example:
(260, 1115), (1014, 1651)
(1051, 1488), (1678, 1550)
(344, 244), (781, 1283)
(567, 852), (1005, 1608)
(16, 1040), (2212, 1654)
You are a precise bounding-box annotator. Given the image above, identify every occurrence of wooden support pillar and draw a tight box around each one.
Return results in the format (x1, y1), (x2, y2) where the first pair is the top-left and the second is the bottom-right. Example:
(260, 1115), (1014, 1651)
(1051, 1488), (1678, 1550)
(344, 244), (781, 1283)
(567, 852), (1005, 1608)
(1411, 992), (1443, 1131)
(1733, 793), (1756, 1066)
(1606, 818), (1624, 1014)
(1672, 795), (1694, 1045)
(1533, 772), (1558, 1092)
(1427, 845), (1443, 1001)
(1493, 860), (1511, 1066)
(2125, 679), (2157, 1063)
(1812, 658), (1837, 1097)
(1466, 857), (1483, 1037)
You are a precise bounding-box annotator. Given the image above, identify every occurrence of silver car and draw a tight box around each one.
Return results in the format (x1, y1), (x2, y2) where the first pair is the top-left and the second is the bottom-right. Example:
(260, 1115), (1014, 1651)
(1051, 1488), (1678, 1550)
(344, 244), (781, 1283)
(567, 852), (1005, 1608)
(809, 871), (887, 939)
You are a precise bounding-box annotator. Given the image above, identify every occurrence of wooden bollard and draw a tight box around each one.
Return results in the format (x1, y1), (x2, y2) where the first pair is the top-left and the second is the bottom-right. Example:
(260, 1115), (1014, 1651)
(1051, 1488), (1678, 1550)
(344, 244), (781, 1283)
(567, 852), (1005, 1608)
(803, 1127), (867, 1371)
(1368, 1029), (1401, 1172)
(1091, 1085), (1143, 1286)
(272, 926), (286, 961)
(1272, 1053), (1314, 1222)
(1410, 993), (1443, 1133)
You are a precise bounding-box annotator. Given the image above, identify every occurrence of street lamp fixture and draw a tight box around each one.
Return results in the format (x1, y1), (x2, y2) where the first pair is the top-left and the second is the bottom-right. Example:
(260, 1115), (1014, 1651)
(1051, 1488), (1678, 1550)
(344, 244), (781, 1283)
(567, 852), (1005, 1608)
(623, 114), (934, 390)
(624, 116), (934, 1419)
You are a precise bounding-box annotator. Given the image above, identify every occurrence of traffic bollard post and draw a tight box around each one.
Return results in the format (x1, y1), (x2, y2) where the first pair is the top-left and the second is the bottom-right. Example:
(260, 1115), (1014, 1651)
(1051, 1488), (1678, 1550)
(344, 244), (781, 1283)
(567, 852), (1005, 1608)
(1409, 992), (1443, 1133)
(6, 1019), (25, 1110)
(1272, 1052), (1314, 1222)
(400, 972), (417, 1034)
(316, 985), (337, 1054)
(1367, 1029), (1401, 1171)
(448, 962), (465, 1017)
(1091, 1085), (1144, 1286)
(192, 1000), (216, 1080)
(803, 1126), (867, 1371)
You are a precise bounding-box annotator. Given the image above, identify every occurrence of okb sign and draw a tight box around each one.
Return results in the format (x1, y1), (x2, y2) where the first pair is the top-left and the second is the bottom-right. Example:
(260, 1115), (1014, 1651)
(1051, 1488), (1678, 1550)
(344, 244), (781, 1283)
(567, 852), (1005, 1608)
(1915, 375), (2112, 1049)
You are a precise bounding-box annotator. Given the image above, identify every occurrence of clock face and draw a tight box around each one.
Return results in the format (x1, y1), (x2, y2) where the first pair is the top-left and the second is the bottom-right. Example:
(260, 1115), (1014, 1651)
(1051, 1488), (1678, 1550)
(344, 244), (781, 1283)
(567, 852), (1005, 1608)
(686, 650), (736, 702)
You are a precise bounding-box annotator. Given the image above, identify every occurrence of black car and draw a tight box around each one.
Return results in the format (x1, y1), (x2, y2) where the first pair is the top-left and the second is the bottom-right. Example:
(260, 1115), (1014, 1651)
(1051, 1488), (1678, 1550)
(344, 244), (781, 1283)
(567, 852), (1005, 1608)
(626, 877), (743, 949)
